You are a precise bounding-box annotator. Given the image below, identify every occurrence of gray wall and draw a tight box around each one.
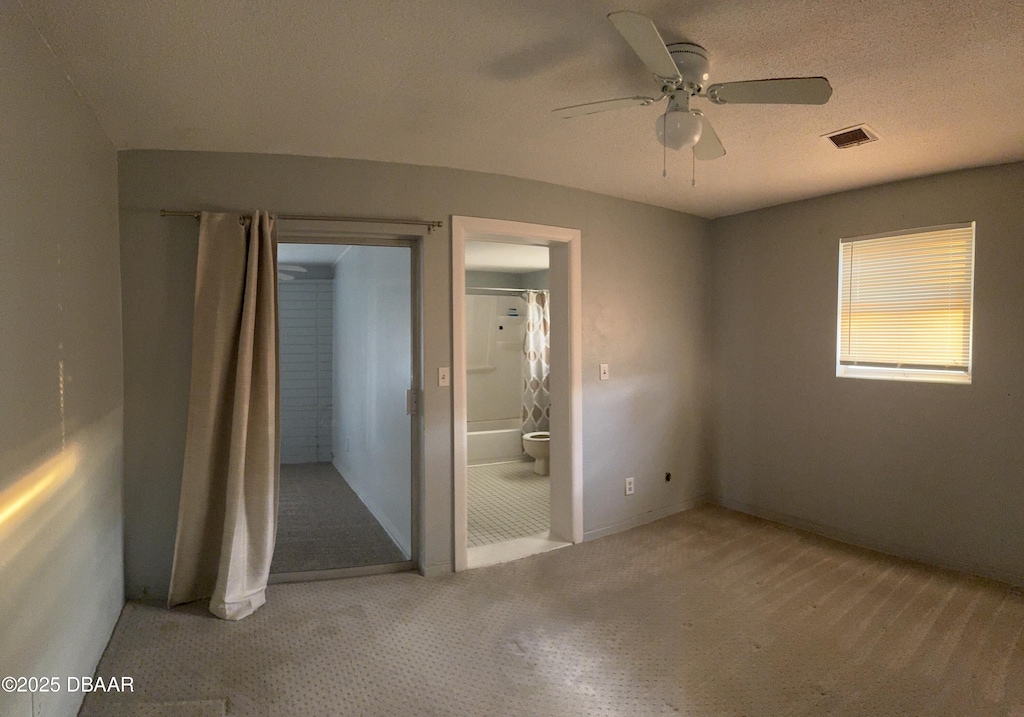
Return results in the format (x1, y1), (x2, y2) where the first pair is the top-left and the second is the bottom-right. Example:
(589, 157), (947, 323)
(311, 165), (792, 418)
(0, 5), (124, 717)
(279, 280), (333, 464)
(709, 162), (1024, 585)
(464, 270), (549, 290)
(522, 269), (549, 290)
(118, 149), (711, 598)
(465, 270), (524, 289)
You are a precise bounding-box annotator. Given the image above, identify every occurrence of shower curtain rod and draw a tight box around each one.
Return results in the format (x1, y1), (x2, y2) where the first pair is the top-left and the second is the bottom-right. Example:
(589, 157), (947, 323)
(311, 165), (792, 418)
(466, 286), (536, 294)
(160, 209), (444, 233)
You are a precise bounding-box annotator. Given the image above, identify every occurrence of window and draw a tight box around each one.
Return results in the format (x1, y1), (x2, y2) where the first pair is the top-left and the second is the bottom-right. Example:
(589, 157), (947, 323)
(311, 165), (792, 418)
(837, 222), (975, 384)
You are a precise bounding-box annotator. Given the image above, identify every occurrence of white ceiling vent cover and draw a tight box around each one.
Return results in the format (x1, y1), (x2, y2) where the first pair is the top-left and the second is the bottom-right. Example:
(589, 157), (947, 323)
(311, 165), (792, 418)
(824, 124), (879, 149)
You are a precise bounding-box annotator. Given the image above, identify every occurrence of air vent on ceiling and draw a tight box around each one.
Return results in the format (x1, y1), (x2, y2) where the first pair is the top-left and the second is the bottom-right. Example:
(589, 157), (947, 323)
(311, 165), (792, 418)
(824, 124), (878, 149)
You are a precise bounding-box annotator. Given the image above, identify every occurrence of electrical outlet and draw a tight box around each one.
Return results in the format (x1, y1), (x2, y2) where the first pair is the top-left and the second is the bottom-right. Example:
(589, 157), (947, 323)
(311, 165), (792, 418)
(599, 363), (609, 381)
(625, 477), (634, 495)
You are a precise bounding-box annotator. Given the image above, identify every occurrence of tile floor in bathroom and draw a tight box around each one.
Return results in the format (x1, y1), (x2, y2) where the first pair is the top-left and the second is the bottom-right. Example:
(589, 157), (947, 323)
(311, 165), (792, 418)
(467, 459), (549, 547)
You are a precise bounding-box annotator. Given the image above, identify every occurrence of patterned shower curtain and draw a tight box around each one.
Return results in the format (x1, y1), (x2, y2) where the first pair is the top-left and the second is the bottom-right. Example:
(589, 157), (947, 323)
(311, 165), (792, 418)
(521, 290), (550, 433)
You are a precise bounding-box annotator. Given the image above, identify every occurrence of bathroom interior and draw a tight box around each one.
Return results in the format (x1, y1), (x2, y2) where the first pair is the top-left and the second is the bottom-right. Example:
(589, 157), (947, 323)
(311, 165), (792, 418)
(465, 240), (552, 551)
(271, 242), (414, 576)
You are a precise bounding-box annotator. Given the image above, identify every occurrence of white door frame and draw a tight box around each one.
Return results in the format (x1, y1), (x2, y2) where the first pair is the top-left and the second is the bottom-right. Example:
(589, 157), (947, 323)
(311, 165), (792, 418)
(451, 216), (583, 571)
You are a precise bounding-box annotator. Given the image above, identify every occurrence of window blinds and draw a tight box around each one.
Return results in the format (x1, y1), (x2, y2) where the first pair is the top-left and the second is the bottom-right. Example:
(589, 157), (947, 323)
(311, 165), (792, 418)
(838, 223), (974, 372)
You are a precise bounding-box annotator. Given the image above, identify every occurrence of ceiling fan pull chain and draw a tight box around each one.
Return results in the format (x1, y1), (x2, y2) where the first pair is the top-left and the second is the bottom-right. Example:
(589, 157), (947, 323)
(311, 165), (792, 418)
(692, 149), (696, 187)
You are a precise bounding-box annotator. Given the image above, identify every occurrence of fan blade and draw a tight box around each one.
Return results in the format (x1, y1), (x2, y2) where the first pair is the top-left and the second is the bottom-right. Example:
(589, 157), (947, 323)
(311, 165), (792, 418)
(693, 112), (725, 161)
(552, 96), (659, 119)
(278, 264), (307, 273)
(705, 77), (832, 105)
(277, 272), (294, 281)
(607, 11), (681, 81)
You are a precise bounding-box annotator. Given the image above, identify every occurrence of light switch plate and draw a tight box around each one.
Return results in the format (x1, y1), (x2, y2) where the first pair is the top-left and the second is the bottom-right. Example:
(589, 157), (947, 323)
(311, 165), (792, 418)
(438, 366), (450, 387)
(599, 363), (609, 381)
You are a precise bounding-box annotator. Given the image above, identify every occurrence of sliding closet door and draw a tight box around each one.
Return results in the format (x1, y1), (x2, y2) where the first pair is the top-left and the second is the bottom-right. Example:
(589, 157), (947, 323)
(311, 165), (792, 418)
(272, 242), (414, 577)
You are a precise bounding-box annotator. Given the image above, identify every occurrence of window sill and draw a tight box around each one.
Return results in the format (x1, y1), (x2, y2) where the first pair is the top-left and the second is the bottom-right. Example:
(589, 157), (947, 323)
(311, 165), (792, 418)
(836, 365), (971, 385)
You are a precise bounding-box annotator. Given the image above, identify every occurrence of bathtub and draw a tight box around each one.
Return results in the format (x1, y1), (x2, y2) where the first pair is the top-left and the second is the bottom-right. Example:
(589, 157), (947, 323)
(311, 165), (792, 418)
(467, 418), (525, 464)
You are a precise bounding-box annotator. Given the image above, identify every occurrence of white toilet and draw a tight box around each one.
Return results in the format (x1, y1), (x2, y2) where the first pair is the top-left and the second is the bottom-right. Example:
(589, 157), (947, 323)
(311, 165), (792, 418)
(522, 431), (550, 475)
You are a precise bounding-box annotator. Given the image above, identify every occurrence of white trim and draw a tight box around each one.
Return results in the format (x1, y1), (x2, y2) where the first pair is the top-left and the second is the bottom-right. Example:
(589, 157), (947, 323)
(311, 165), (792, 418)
(836, 364), (971, 384)
(838, 221), (973, 245)
(451, 216), (583, 572)
(583, 496), (709, 541)
(834, 221), (975, 385)
(451, 228), (469, 571)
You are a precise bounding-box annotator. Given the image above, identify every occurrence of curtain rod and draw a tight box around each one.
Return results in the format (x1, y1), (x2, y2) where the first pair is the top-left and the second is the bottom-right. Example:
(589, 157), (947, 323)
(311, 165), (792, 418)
(160, 209), (444, 233)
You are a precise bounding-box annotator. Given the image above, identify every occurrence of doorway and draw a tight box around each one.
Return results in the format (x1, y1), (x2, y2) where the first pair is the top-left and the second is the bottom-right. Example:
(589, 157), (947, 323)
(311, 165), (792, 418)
(452, 216), (582, 571)
(464, 245), (550, 550)
(270, 222), (422, 581)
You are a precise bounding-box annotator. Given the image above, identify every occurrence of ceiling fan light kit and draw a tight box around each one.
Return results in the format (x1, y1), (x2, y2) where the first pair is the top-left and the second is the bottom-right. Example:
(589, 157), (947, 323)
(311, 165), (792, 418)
(553, 10), (833, 167)
(657, 103), (703, 150)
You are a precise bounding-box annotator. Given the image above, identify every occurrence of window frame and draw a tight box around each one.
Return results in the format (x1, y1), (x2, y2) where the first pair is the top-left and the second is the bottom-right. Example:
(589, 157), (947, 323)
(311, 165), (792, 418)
(835, 222), (976, 385)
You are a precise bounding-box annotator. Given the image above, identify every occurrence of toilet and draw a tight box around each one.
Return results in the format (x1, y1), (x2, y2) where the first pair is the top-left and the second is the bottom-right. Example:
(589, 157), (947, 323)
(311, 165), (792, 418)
(522, 431), (550, 475)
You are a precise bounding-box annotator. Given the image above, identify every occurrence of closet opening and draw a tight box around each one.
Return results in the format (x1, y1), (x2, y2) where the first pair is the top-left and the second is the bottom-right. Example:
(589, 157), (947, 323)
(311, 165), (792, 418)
(270, 226), (421, 582)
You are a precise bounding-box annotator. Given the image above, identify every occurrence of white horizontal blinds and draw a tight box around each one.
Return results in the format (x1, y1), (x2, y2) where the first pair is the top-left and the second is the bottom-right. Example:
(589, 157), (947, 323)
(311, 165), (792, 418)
(839, 224), (974, 370)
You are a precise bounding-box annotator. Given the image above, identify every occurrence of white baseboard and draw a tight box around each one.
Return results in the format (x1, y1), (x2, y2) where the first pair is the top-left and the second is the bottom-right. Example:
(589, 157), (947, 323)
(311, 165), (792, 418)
(709, 494), (1023, 588)
(583, 494), (710, 542)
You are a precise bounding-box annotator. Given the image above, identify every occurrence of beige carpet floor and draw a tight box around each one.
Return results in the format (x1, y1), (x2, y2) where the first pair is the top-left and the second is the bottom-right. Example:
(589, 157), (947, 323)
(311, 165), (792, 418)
(82, 505), (1024, 716)
(271, 462), (406, 573)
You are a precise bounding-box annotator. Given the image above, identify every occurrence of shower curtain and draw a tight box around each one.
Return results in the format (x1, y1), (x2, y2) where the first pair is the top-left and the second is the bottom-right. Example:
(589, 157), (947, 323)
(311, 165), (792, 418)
(168, 211), (280, 620)
(521, 290), (550, 433)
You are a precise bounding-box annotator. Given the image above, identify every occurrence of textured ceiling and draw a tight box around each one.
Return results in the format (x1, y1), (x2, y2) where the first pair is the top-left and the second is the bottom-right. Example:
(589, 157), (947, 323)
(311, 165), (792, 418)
(21, 0), (1024, 218)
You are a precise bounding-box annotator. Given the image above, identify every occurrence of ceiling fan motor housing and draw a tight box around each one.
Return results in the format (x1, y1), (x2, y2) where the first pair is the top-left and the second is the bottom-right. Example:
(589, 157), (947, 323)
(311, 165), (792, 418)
(666, 43), (710, 91)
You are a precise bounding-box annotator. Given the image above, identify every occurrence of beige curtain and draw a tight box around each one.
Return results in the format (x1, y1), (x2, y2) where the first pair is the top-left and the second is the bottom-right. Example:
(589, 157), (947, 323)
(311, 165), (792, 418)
(168, 211), (280, 620)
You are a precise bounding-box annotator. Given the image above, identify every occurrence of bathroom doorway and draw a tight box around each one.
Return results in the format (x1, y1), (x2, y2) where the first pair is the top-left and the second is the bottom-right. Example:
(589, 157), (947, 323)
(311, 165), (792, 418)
(465, 245), (549, 552)
(452, 217), (582, 571)
(270, 223), (422, 582)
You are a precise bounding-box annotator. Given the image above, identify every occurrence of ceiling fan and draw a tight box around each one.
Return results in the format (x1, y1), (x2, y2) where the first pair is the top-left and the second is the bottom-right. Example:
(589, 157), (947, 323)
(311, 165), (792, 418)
(553, 11), (833, 160)
(278, 264), (307, 281)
